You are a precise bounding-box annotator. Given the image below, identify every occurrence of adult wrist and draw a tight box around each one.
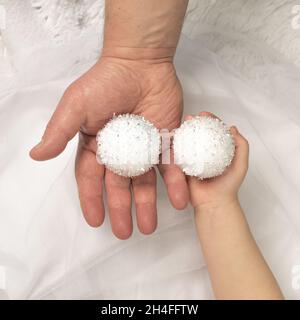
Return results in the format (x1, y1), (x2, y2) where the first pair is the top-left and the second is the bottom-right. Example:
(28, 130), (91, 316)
(103, 0), (188, 62)
(101, 46), (175, 64)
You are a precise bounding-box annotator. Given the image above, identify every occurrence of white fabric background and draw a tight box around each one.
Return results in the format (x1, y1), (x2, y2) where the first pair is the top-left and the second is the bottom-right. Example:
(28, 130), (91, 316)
(0, 0), (300, 299)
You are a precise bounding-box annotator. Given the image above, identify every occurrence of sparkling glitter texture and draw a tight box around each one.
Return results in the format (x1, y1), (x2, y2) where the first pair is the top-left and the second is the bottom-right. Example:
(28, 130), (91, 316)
(96, 114), (161, 177)
(173, 116), (235, 179)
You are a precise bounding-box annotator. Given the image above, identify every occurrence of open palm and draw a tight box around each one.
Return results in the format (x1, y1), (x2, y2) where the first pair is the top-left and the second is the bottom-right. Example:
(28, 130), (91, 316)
(30, 57), (189, 239)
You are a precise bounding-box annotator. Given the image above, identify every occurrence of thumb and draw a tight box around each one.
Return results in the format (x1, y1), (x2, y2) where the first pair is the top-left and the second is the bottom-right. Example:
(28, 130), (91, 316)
(30, 86), (85, 161)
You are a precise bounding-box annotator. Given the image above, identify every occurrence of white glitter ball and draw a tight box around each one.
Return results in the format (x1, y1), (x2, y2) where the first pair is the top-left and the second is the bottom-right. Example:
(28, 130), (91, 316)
(173, 116), (235, 179)
(96, 114), (161, 177)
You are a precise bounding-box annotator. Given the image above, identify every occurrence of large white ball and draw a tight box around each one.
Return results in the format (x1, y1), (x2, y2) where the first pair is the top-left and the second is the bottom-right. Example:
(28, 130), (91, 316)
(96, 114), (161, 177)
(173, 116), (235, 179)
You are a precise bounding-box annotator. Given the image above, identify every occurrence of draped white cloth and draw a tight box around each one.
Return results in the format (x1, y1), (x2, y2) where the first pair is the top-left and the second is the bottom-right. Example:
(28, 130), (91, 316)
(0, 0), (300, 299)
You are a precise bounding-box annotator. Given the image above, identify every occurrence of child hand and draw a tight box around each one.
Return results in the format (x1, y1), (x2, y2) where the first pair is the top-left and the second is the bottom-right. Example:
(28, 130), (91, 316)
(188, 112), (249, 209)
(188, 112), (283, 300)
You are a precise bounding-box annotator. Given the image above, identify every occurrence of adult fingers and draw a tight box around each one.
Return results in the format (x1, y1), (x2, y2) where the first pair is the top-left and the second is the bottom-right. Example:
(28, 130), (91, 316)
(75, 133), (105, 227)
(158, 151), (189, 210)
(132, 169), (157, 235)
(30, 84), (85, 161)
(105, 170), (132, 240)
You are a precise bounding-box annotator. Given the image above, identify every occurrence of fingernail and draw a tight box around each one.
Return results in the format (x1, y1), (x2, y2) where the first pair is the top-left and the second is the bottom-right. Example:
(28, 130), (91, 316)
(231, 126), (238, 134)
(185, 115), (193, 120)
(32, 140), (44, 150)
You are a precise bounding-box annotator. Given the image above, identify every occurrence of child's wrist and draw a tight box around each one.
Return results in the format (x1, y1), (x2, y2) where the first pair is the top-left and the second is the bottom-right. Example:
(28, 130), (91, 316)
(194, 196), (240, 216)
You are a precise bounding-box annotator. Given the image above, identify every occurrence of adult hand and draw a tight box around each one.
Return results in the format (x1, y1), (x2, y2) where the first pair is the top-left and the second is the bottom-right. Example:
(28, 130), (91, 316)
(30, 56), (189, 239)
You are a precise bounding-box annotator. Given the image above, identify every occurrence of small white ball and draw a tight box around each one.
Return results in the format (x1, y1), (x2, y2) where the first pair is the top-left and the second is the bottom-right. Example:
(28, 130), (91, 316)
(173, 116), (235, 179)
(96, 114), (161, 177)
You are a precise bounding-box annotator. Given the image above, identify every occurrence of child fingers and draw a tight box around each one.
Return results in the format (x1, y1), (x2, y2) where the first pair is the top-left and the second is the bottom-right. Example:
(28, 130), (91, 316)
(184, 111), (221, 121)
(184, 115), (193, 121)
(198, 111), (221, 120)
(230, 126), (249, 171)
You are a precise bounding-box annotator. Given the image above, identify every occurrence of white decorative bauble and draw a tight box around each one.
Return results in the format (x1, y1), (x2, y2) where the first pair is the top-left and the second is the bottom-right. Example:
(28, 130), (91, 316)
(173, 116), (235, 179)
(96, 114), (161, 177)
